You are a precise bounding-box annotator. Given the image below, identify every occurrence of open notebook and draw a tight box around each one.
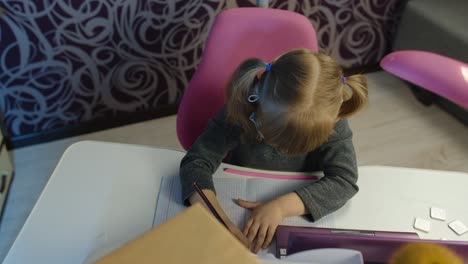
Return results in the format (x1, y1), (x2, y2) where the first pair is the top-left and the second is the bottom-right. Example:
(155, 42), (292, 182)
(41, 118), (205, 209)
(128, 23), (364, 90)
(153, 175), (338, 230)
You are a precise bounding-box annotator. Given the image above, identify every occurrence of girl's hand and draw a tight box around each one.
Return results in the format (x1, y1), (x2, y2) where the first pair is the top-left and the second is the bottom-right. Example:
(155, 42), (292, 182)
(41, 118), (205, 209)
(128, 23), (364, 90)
(236, 199), (285, 253)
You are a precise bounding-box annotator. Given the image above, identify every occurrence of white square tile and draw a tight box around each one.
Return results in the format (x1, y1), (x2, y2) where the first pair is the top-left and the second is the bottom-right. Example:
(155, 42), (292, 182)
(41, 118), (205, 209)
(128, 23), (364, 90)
(448, 220), (468, 236)
(430, 207), (446, 221)
(414, 218), (431, 232)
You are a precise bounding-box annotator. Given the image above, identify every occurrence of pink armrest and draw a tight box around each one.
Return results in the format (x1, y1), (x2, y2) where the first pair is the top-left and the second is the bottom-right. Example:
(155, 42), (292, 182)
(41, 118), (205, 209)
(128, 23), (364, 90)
(380, 50), (468, 108)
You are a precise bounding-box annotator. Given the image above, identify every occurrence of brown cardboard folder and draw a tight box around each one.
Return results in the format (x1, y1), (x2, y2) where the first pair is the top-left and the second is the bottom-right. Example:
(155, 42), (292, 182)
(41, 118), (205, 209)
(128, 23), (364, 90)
(95, 203), (258, 264)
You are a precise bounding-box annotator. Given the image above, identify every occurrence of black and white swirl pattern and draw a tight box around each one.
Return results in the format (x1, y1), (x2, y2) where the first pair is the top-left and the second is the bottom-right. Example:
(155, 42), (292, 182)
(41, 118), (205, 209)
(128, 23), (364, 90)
(0, 0), (404, 138)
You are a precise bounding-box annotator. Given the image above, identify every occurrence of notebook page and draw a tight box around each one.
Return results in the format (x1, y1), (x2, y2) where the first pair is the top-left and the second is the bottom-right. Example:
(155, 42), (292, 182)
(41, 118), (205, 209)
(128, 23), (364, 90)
(153, 176), (338, 229)
(153, 176), (185, 227)
(247, 178), (337, 228)
(215, 177), (250, 228)
(247, 178), (313, 202)
(153, 176), (250, 229)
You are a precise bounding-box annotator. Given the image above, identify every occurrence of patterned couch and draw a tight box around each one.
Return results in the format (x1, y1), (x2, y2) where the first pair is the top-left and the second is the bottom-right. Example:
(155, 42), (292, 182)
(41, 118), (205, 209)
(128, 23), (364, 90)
(0, 0), (406, 147)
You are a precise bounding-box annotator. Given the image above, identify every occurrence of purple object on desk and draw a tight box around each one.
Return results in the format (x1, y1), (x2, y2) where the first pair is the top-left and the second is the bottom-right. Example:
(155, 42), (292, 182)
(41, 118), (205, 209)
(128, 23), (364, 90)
(276, 225), (468, 263)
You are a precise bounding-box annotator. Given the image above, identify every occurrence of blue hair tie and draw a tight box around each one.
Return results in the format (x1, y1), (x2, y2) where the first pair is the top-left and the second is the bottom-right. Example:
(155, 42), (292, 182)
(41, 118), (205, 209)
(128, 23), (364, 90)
(265, 63), (272, 72)
(342, 76), (347, 85)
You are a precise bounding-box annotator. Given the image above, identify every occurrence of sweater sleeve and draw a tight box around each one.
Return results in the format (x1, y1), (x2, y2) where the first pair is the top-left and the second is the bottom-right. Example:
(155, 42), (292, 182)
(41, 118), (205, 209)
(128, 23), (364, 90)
(295, 119), (359, 221)
(179, 107), (241, 205)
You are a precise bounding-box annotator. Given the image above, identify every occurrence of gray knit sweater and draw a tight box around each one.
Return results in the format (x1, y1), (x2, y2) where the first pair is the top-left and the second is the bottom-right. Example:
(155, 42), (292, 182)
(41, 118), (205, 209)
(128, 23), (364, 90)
(180, 107), (359, 221)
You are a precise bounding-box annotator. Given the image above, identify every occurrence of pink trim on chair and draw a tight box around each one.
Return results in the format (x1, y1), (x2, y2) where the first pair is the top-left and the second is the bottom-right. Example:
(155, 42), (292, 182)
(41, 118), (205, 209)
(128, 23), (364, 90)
(224, 168), (319, 180)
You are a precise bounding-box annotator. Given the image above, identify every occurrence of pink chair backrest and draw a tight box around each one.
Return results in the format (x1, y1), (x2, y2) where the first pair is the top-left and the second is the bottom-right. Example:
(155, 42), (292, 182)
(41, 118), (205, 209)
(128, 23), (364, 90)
(176, 8), (318, 150)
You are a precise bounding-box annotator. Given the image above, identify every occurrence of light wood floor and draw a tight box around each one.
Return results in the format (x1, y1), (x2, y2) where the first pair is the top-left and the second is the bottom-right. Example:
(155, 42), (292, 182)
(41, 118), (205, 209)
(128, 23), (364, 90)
(350, 72), (467, 172)
(0, 71), (467, 260)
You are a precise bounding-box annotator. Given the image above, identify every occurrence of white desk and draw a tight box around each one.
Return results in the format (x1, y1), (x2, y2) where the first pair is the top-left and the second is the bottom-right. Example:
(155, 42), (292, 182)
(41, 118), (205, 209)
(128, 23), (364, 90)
(4, 141), (468, 264)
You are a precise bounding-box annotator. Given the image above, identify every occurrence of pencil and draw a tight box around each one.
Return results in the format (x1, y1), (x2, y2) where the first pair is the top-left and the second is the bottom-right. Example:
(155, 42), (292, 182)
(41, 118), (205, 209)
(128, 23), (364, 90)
(0, 174), (6, 193)
(192, 182), (229, 229)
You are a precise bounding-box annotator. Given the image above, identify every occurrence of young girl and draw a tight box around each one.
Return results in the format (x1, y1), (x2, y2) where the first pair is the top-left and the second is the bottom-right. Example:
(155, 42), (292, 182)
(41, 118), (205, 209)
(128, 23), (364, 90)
(180, 49), (368, 252)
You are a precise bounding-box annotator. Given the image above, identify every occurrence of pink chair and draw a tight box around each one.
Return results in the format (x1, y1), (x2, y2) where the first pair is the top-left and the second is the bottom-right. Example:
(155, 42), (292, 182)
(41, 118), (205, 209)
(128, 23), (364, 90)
(176, 8), (318, 150)
(380, 50), (468, 109)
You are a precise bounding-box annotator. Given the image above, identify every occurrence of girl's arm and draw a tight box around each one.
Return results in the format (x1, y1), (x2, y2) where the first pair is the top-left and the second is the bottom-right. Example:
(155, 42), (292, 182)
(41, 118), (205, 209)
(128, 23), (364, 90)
(237, 119), (357, 253)
(179, 107), (240, 204)
(295, 119), (359, 221)
(179, 107), (249, 245)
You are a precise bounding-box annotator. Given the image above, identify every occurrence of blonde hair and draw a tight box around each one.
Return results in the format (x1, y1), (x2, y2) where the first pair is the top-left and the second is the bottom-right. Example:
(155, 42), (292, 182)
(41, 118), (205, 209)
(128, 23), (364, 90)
(226, 49), (368, 154)
(389, 243), (463, 264)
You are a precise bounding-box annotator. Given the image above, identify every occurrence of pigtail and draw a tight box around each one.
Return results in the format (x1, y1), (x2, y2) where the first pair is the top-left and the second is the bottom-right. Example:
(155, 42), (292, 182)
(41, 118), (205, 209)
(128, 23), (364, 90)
(226, 58), (267, 137)
(338, 74), (368, 118)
